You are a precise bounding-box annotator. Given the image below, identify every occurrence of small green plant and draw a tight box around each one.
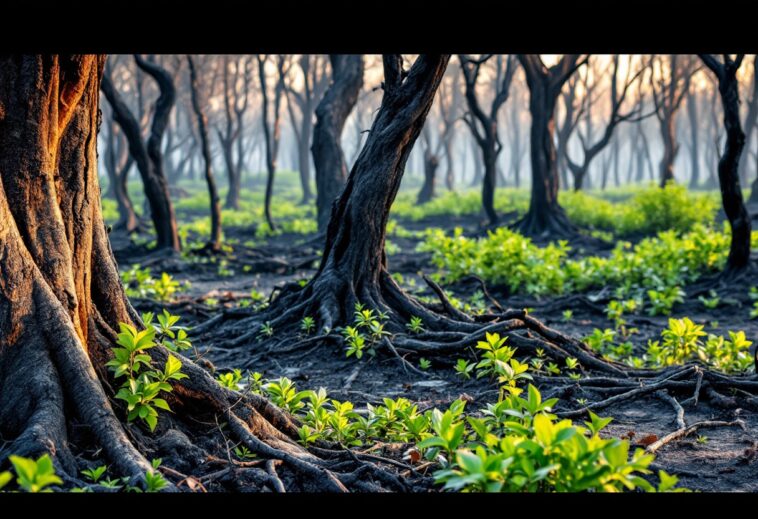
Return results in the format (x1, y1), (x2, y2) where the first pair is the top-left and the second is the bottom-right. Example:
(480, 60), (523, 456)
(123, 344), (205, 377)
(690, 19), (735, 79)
(8, 454), (62, 492)
(698, 290), (720, 309)
(300, 316), (316, 335)
(259, 321), (274, 339)
(234, 446), (257, 460)
(81, 465), (108, 483)
(217, 369), (244, 390)
(647, 286), (685, 316)
(562, 309), (573, 322)
(143, 459), (169, 492)
(697, 435), (709, 444)
(152, 272), (181, 302)
(454, 359), (475, 380)
(265, 377), (312, 414)
(106, 322), (187, 431)
(406, 316), (425, 334)
(419, 358), (432, 370)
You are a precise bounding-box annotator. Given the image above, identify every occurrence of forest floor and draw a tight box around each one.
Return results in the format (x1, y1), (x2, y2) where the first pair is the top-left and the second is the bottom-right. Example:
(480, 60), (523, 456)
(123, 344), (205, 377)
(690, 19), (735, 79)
(111, 213), (758, 492)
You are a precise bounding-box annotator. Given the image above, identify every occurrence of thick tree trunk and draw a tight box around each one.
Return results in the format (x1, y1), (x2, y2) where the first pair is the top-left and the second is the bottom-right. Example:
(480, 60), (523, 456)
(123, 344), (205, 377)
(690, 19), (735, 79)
(101, 60), (181, 252)
(188, 56), (222, 251)
(312, 55), (364, 232)
(515, 70), (576, 237)
(417, 151), (439, 204)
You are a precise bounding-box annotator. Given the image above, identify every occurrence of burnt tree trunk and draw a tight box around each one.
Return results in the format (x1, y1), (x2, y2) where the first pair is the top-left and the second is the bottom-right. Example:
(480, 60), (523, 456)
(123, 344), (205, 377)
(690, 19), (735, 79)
(312, 55), (364, 232)
(701, 54), (751, 273)
(257, 55), (286, 232)
(101, 57), (181, 252)
(659, 114), (678, 186)
(739, 56), (758, 185)
(104, 117), (138, 232)
(417, 150), (439, 204)
(459, 55), (515, 226)
(515, 55), (585, 238)
(188, 56), (222, 252)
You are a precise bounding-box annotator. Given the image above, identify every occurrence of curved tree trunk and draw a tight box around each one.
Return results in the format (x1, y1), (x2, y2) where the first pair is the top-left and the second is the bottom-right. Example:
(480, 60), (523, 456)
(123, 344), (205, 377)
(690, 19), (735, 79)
(312, 55), (364, 232)
(701, 55), (752, 273)
(101, 59), (181, 252)
(416, 150), (439, 204)
(188, 56), (222, 252)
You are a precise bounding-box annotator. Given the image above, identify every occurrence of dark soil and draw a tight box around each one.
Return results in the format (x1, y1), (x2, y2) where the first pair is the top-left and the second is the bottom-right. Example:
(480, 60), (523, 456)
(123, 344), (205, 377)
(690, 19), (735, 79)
(111, 214), (758, 492)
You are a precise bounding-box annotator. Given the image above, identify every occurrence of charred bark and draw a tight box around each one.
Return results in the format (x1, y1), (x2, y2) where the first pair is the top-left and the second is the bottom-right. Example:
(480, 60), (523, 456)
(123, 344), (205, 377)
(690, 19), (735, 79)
(101, 56), (181, 252)
(459, 54), (516, 226)
(187, 56), (222, 252)
(312, 55), (364, 232)
(515, 55), (587, 238)
(700, 54), (752, 273)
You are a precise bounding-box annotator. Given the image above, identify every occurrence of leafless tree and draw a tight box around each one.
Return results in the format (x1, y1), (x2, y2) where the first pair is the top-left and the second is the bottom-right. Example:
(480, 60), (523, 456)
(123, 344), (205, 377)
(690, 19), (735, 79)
(459, 54), (516, 225)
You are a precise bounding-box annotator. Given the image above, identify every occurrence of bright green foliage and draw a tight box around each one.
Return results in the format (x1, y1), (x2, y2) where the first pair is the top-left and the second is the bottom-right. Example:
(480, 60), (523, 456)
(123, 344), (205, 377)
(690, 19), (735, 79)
(300, 316), (316, 335)
(264, 377), (312, 414)
(475, 333), (532, 398)
(121, 266), (185, 302)
(8, 454), (62, 492)
(645, 319), (753, 373)
(81, 465), (107, 483)
(429, 386), (674, 493)
(406, 316), (425, 334)
(234, 446), (257, 460)
(454, 359), (475, 380)
(341, 303), (389, 359)
(258, 321), (275, 339)
(562, 310), (573, 322)
(419, 358), (432, 370)
(106, 320), (188, 431)
(142, 459), (169, 492)
(144, 310), (192, 352)
(0, 471), (11, 490)
(423, 224), (733, 316)
(698, 290), (720, 309)
(217, 369), (244, 390)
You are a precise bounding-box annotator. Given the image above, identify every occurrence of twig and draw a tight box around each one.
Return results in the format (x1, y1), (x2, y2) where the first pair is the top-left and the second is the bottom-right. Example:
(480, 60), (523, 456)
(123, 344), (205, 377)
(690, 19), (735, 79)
(655, 390), (685, 430)
(382, 337), (430, 377)
(646, 419), (746, 454)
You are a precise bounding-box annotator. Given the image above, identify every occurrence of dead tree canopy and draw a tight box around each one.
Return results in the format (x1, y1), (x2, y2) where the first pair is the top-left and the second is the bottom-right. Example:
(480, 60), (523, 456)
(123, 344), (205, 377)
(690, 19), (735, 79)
(650, 55), (699, 187)
(566, 55), (650, 191)
(459, 54), (516, 226)
(312, 55), (364, 232)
